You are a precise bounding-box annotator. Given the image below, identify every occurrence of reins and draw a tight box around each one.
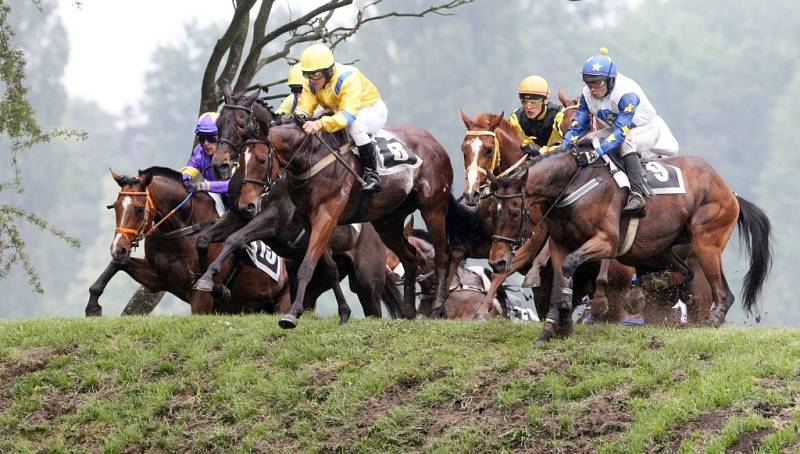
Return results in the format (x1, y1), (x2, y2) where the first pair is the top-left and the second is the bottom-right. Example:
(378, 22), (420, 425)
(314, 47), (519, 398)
(115, 189), (195, 247)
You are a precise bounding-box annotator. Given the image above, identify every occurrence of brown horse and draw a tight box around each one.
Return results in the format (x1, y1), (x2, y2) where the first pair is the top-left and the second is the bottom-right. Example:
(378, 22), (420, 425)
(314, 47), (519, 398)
(459, 108), (634, 322)
(490, 147), (772, 343)
(386, 227), (535, 321)
(242, 103), (453, 329)
(201, 85), (402, 321)
(86, 167), (291, 316)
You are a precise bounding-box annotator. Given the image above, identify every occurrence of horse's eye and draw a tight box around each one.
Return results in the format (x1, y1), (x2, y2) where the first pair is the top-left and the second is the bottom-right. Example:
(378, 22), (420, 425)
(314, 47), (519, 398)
(484, 148), (493, 156)
(134, 206), (145, 214)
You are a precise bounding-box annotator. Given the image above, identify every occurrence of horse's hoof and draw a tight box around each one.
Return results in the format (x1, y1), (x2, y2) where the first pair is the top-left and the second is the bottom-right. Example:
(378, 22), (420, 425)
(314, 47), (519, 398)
(522, 274), (541, 288)
(212, 284), (232, 304)
(85, 307), (102, 317)
(430, 305), (447, 319)
(532, 332), (553, 346)
(472, 313), (489, 321)
(278, 314), (298, 330)
(194, 276), (214, 292)
(591, 298), (609, 317)
(339, 311), (351, 325)
(709, 313), (725, 328)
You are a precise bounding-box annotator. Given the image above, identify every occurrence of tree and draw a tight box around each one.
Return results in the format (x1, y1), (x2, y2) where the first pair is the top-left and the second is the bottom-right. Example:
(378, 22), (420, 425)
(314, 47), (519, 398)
(122, 0), (475, 315)
(0, 0), (83, 293)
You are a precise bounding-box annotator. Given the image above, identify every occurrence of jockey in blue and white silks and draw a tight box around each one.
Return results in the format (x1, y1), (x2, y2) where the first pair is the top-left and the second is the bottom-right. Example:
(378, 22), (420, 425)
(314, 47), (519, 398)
(564, 48), (678, 217)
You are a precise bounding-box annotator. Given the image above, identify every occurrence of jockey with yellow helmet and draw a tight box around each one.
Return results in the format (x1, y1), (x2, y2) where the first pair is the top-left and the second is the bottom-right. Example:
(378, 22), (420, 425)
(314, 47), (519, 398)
(295, 43), (385, 193)
(509, 75), (564, 157)
(181, 112), (230, 194)
(275, 63), (305, 116)
(564, 48), (679, 217)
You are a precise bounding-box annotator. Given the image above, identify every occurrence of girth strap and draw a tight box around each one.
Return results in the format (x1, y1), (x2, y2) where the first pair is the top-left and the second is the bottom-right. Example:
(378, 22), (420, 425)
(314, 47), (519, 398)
(292, 142), (353, 181)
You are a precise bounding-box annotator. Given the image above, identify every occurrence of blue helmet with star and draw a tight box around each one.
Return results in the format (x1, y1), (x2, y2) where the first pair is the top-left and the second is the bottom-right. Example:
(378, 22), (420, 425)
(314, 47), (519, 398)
(582, 47), (617, 79)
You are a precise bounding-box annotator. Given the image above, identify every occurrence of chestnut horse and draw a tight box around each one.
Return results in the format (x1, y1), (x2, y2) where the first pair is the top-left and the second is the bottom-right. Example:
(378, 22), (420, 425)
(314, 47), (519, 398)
(490, 147), (772, 343)
(86, 167), (291, 316)
(241, 103), (453, 329)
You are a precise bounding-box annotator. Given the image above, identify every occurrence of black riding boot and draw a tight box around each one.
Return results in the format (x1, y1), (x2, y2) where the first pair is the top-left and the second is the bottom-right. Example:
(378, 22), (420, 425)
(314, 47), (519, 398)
(357, 142), (382, 193)
(622, 153), (647, 217)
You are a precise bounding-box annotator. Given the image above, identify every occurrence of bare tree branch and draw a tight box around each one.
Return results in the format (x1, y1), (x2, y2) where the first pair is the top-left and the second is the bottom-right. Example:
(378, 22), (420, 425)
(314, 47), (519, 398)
(200, 0), (257, 112)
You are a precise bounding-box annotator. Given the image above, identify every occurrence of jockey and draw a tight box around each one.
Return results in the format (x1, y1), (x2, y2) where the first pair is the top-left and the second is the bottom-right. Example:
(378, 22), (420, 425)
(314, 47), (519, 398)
(563, 48), (679, 217)
(508, 75), (564, 157)
(180, 112), (230, 194)
(275, 63), (304, 116)
(295, 43), (386, 193)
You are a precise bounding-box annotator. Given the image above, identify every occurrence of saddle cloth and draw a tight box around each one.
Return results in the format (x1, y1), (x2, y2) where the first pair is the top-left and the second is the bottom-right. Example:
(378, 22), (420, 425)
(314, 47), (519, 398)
(355, 129), (423, 176)
(208, 192), (283, 282)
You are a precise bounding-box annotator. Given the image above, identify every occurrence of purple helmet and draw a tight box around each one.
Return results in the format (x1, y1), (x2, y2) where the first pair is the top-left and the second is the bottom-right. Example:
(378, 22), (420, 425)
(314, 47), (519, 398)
(195, 112), (219, 135)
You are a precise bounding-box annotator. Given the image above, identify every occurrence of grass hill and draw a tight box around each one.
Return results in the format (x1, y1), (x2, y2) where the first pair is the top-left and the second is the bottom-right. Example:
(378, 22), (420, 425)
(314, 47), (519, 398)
(1, 316), (798, 453)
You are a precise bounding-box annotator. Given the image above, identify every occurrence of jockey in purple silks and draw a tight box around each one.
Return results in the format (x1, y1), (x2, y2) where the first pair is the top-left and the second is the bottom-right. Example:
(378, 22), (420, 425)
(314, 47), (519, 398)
(180, 112), (230, 194)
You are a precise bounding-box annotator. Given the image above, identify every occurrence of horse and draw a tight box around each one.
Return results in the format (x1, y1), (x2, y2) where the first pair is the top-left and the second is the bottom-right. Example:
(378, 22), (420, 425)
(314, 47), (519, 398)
(241, 102), (453, 329)
(386, 226), (536, 321)
(196, 84), (402, 322)
(85, 167), (291, 316)
(490, 145), (772, 343)
(194, 166), (401, 323)
(459, 108), (634, 323)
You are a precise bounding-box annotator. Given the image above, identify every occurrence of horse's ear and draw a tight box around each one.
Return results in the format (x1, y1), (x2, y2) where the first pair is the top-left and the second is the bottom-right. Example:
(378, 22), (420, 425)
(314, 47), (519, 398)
(558, 89), (570, 107)
(403, 216), (414, 237)
(252, 102), (272, 124)
(110, 168), (125, 187)
(243, 87), (261, 107)
(219, 79), (233, 105)
(140, 172), (153, 187)
(488, 111), (505, 131)
(459, 108), (472, 129)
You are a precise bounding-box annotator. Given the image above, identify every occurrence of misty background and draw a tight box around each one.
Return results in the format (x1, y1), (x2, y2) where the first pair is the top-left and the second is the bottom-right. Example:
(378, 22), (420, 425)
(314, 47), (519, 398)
(2, 0), (796, 326)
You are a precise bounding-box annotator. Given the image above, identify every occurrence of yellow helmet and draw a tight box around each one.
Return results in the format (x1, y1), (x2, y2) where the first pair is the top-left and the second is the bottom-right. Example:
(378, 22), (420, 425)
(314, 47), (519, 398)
(287, 63), (304, 86)
(517, 75), (550, 98)
(300, 43), (335, 73)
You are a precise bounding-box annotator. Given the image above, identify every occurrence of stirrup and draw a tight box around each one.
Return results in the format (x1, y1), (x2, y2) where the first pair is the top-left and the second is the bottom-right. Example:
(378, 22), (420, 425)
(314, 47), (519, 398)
(623, 192), (646, 216)
(361, 171), (381, 193)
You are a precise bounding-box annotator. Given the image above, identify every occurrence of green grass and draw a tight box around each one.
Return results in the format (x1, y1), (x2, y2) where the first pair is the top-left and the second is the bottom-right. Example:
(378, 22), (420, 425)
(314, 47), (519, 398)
(1, 316), (798, 453)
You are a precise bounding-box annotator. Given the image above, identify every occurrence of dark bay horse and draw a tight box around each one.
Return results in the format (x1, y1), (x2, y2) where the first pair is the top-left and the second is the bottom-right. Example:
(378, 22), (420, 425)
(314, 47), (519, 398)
(194, 161), (398, 323)
(490, 148), (772, 343)
(86, 167), (291, 316)
(243, 103), (453, 329)
(459, 109), (634, 323)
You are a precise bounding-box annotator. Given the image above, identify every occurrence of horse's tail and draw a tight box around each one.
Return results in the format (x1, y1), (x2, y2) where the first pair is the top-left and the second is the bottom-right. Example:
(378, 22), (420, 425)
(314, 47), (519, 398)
(736, 195), (773, 315)
(445, 192), (482, 247)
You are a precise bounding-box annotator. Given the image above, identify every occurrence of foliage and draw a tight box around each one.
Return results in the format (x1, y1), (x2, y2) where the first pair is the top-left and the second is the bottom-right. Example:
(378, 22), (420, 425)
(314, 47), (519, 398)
(0, 0), (83, 293)
(0, 317), (798, 451)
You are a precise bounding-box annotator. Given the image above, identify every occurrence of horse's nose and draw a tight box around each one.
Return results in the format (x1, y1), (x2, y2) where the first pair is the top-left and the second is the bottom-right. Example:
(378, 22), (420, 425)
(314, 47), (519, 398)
(242, 202), (257, 218)
(464, 191), (479, 207)
(490, 258), (508, 274)
(217, 163), (230, 179)
(111, 246), (129, 264)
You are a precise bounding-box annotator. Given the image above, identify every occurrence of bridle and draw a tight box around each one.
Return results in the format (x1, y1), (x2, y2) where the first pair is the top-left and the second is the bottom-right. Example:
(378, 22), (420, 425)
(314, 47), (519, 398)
(114, 189), (194, 247)
(464, 129), (502, 178)
(491, 190), (533, 258)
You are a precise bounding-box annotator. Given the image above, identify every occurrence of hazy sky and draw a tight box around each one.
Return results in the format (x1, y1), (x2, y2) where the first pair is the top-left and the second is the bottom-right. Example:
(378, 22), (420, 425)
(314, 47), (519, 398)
(58, 1), (359, 115)
(59, 0), (234, 114)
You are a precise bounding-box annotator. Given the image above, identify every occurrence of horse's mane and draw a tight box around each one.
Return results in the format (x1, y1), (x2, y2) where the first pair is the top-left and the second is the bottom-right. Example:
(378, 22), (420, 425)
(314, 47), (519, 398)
(445, 193), (488, 247)
(139, 166), (183, 182)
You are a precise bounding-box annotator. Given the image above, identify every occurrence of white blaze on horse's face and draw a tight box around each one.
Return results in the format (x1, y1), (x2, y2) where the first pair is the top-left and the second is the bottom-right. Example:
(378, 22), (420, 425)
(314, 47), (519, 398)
(111, 196), (133, 252)
(466, 137), (482, 194)
(244, 146), (252, 172)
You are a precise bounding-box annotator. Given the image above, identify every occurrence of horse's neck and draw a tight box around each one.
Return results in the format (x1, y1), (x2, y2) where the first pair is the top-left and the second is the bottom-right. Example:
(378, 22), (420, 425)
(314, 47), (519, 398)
(525, 153), (578, 202)
(495, 120), (524, 173)
(151, 180), (214, 231)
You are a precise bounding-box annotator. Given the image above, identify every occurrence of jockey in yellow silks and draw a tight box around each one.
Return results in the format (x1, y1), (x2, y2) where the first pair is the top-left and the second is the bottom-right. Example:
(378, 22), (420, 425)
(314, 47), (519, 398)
(508, 75), (564, 157)
(295, 43), (385, 193)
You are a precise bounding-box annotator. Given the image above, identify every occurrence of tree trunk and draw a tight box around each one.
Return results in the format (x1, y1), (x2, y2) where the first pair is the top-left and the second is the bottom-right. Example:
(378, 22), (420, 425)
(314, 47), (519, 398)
(121, 285), (164, 315)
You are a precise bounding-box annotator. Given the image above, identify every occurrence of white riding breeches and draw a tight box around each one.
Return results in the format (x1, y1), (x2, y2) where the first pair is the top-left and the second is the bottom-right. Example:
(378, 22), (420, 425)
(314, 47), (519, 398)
(348, 99), (388, 146)
(621, 115), (679, 159)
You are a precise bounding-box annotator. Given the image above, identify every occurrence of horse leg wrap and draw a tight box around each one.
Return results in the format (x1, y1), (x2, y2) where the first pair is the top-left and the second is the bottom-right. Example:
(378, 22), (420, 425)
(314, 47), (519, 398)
(559, 276), (574, 310)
